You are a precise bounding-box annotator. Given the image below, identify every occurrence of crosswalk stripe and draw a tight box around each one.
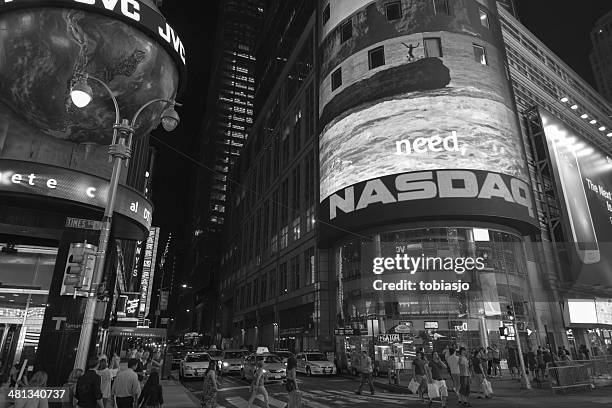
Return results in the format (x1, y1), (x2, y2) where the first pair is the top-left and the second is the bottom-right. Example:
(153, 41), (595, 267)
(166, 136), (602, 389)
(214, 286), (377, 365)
(225, 396), (249, 407)
(309, 389), (364, 404)
(256, 395), (286, 407)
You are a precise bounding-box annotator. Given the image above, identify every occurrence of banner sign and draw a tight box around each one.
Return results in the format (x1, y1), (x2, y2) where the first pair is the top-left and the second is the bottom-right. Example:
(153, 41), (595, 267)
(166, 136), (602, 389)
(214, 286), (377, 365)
(138, 227), (159, 319)
(0, 159), (152, 230)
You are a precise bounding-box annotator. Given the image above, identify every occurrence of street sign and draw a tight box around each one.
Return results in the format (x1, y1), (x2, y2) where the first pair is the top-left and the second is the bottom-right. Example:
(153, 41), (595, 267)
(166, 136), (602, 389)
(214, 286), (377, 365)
(65, 217), (103, 230)
(379, 334), (400, 342)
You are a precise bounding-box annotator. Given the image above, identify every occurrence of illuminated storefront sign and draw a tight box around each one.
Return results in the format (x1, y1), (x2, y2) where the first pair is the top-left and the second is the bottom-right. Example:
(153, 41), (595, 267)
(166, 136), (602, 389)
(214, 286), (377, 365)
(0, 159), (152, 230)
(139, 227), (159, 319)
(0, 0), (186, 69)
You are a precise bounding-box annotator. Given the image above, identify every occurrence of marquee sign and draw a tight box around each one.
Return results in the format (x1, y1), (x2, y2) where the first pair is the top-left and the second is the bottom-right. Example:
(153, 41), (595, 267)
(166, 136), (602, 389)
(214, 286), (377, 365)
(0, 159), (152, 230)
(0, 0), (186, 90)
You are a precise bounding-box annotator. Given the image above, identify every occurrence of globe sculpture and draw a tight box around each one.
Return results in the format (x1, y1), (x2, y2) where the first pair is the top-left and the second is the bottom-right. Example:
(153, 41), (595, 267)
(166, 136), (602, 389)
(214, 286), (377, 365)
(0, 7), (179, 145)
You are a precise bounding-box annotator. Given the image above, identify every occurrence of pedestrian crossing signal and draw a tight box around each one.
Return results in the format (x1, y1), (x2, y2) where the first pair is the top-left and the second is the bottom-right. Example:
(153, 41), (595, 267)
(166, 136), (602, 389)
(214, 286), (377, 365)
(499, 326), (507, 337)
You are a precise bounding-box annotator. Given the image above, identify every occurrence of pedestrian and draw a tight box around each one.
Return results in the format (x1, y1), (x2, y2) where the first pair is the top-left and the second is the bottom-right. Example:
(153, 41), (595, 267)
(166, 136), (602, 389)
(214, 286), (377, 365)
(201, 362), (220, 408)
(9, 363), (27, 387)
(75, 358), (103, 408)
(486, 347), (493, 376)
(63, 368), (84, 408)
(491, 344), (501, 377)
(0, 374), (10, 408)
(355, 350), (375, 396)
(109, 352), (121, 380)
(247, 360), (270, 408)
(507, 344), (518, 379)
(536, 349), (545, 383)
(151, 350), (163, 374)
(412, 351), (428, 402)
(286, 356), (301, 408)
(446, 348), (460, 395)
(526, 347), (537, 381)
(138, 371), (164, 408)
(458, 347), (471, 407)
(136, 351), (150, 381)
(96, 358), (112, 407)
(471, 349), (488, 399)
(16, 370), (49, 408)
(111, 358), (141, 408)
(427, 351), (448, 408)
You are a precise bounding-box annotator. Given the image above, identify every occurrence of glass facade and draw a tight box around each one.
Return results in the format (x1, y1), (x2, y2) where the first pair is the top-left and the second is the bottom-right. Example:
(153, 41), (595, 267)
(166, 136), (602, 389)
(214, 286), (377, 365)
(333, 226), (537, 373)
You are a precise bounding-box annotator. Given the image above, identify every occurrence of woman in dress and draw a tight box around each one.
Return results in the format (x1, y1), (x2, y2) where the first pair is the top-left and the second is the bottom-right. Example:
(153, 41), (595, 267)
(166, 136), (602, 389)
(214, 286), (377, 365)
(201, 363), (220, 408)
(62, 368), (83, 408)
(96, 358), (112, 407)
(286, 357), (301, 408)
(137, 371), (164, 408)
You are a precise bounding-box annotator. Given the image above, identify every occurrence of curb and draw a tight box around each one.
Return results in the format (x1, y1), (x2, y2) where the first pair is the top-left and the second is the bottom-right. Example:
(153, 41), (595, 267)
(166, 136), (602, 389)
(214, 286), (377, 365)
(163, 377), (202, 406)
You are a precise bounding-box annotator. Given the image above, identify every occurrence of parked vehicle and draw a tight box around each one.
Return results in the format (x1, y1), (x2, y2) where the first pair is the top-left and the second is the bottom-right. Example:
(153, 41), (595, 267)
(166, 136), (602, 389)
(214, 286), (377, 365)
(179, 352), (211, 380)
(241, 352), (286, 382)
(219, 349), (249, 375)
(296, 352), (336, 376)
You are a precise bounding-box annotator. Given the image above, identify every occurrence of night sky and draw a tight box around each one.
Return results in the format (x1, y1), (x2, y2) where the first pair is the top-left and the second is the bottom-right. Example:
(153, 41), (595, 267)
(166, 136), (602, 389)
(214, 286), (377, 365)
(149, 0), (612, 255)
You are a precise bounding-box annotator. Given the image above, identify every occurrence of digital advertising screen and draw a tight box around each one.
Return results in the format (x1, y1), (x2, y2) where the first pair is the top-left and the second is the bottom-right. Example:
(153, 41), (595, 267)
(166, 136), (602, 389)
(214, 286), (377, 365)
(540, 108), (612, 289)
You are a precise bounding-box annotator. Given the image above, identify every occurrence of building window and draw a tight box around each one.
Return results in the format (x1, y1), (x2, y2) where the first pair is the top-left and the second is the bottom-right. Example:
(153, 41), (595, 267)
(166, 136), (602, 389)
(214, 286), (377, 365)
(269, 269), (276, 297)
(331, 68), (342, 91)
(280, 226), (289, 249)
(385, 1), (402, 21)
(340, 20), (352, 43)
(323, 3), (330, 24)
(306, 206), (315, 233)
(479, 9), (489, 28)
(292, 217), (301, 241)
(433, 0), (450, 15)
(368, 46), (385, 69)
(279, 263), (288, 294)
(304, 247), (315, 284)
(473, 44), (487, 65)
(291, 256), (300, 291)
(271, 234), (278, 253)
(424, 37), (442, 58)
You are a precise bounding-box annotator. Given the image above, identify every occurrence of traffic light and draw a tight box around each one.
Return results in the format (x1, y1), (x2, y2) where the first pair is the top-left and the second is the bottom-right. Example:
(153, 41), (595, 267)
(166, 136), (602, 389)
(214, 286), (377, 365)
(499, 326), (507, 337)
(61, 243), (97, 296)
(506, 305), (515, 320)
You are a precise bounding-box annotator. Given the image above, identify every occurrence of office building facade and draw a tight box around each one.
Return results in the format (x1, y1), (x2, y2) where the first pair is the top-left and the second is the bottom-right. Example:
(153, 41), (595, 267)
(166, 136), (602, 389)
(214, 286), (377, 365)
(590, 9), (612, 103)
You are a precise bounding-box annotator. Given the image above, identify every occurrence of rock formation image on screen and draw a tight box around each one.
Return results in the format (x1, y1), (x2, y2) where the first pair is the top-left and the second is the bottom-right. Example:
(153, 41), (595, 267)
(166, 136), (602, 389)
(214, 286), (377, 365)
(319, 86), (527, 201)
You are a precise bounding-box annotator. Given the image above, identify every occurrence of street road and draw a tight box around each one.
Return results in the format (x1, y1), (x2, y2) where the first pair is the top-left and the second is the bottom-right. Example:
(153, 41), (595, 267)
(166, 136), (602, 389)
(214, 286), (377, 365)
(180, 373), (423, 407)
(179, 371), (612, 407)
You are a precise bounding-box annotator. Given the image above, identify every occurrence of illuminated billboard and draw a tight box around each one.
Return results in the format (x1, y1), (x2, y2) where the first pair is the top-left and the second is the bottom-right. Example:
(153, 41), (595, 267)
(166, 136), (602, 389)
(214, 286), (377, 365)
(318, 0), (535, 242)
(567, 299), (612, 326)
(540, 109), (612, 289)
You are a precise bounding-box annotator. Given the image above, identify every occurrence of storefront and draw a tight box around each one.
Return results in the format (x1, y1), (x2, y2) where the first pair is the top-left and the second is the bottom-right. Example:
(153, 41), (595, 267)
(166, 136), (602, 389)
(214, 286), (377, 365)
(332, 225), (540, 369)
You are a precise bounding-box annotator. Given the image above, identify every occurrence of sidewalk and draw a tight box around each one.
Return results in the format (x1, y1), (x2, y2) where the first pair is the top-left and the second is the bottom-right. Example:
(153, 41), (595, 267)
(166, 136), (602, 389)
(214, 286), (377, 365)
(161, 379), (200, 408)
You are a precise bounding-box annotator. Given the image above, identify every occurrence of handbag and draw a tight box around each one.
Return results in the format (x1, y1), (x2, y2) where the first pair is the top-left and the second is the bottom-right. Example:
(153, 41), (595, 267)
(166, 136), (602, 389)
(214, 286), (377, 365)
(482, 378), (493, 396)
(408, 378), (420, 394)
(427, 382), (440, 399)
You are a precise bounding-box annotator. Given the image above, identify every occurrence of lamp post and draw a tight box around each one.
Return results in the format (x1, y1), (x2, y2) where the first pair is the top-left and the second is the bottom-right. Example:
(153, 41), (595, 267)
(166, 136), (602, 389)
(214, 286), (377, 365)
(70, 74), (180, 370)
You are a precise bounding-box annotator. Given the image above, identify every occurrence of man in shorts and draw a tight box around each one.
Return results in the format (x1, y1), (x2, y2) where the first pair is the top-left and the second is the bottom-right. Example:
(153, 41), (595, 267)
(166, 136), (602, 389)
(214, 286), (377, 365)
(446, 348), (460, 395)
(428, 351), (449, 408)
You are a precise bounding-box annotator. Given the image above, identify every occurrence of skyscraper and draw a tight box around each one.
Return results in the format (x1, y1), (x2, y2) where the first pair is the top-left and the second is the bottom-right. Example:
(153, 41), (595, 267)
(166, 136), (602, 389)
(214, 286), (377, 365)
(590, 9), (612, 102)
(181, 0), (264, 336)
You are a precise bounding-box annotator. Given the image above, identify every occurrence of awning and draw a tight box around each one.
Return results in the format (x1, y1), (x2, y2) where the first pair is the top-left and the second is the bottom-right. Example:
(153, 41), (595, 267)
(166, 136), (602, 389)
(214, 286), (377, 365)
(107, 326), (167, 338)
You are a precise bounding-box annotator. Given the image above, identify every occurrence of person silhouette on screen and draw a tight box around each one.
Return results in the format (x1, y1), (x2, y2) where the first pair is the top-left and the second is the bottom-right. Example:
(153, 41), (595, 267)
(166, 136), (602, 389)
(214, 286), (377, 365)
(402, 42), (420, 61)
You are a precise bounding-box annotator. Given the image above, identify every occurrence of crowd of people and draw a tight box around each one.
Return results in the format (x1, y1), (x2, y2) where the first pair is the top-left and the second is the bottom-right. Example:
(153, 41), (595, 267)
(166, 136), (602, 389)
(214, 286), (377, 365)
(0, 347), (165, 408)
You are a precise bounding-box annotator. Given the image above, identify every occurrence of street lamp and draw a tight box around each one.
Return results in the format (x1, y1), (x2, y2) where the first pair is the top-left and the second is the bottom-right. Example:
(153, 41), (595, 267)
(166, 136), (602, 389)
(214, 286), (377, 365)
(71, 73), (181, 370)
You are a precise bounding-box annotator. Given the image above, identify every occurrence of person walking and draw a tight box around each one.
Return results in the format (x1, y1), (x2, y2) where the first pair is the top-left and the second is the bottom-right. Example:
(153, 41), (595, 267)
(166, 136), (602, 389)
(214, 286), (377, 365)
(63, 369), (83, 408)
(486, 347), (493, 376)
(201, 363), (220, 408)
(458, 347), (471, 407)
(151, 350), (163, 374)
(491, 344), (501, 378)
(96, 358), (112, 407)
(138, 371), (163, 408)
(446, 348), (460, 395)
(471, 350), (488, 399)
(286, 356), (301, 408)
(247, 360), (270, 408)
(355, 351), (375, 396)
(75, 358), (103, 408)
(112, 358), (141, 408)
(15, 371), (50, 408)
(427, 352), (448, 408)
(412, 351), (428, 402)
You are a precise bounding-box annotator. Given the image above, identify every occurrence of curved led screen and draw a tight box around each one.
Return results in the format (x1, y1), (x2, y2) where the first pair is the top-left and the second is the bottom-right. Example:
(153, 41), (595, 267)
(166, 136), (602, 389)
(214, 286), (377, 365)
(317, 0), (536, 242)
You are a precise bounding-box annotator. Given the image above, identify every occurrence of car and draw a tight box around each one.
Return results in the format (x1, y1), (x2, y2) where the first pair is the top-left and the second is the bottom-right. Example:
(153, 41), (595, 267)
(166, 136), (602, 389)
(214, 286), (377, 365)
(219, 349), (249, 375)
(207, 348), (224, 367)
(241, 353), (286, 382)
(274, 350), (294, 364)
(179, 352), (211, 380)
(296, 352), (336, 376)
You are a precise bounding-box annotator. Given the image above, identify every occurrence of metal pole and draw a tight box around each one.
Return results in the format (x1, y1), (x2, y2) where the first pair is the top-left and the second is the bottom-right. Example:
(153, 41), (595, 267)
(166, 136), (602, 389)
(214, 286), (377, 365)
(74, 136), (127, 370)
